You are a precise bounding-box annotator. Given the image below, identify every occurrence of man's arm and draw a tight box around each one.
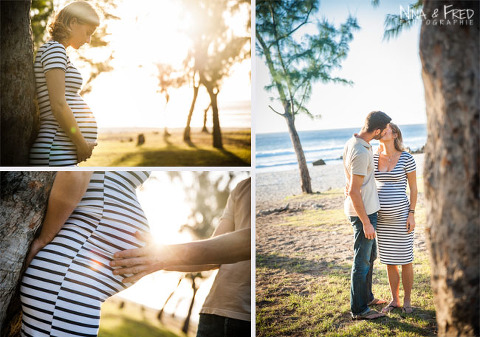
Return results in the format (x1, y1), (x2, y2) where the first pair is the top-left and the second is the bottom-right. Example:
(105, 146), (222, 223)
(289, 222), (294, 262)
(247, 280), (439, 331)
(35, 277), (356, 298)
(161, 210), (238, 273)
(348, 174), (375, 240)
(110, 228), (251, 283)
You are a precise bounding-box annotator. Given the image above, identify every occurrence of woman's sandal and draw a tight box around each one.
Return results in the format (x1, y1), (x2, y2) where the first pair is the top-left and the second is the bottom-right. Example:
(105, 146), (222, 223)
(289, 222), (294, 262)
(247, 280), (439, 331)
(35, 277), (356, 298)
(381, 303), (399, 313)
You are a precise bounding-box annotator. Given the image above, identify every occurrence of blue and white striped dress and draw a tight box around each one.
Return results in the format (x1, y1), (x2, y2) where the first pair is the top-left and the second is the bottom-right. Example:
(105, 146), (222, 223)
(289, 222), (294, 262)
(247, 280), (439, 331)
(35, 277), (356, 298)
(374, 152), (416, 265)
(20, 171), (150, 336)
(29, 41), (97, 166)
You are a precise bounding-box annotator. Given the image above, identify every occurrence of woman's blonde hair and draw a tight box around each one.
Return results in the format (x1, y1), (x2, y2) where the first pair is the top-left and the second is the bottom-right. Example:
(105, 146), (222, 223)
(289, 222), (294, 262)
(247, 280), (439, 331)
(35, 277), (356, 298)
(49, 1), (100, 43)
(389, 123), (405, 152)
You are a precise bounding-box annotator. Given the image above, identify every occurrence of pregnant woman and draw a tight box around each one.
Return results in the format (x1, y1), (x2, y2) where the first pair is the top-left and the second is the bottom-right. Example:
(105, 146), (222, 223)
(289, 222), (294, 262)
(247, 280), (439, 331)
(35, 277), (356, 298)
(30, 1), (99, 166)
(374, 123), (417, 314)
(20, 171), (151, 336)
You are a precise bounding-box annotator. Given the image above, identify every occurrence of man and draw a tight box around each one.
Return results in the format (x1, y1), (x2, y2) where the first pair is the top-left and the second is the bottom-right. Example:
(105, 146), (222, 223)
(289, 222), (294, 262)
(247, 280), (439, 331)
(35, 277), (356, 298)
(111, 177), (251, 337)
(343, 111), (391, 320)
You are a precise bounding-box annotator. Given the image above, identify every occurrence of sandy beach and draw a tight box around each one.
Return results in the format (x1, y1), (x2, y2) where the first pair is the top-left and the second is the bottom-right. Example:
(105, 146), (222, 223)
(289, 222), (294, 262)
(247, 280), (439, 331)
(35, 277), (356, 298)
(256, 154), (425, 209)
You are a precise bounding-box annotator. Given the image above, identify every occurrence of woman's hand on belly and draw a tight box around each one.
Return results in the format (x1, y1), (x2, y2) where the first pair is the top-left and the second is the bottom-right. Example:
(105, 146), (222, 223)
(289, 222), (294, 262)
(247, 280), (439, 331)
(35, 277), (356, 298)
(77, 141), (97, 162)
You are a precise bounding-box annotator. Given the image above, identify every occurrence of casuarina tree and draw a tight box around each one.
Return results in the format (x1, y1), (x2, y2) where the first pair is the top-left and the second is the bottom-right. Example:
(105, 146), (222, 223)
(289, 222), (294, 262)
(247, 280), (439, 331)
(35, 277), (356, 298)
(256, 0), (359, 193)
(377, 0), (479, 334)
(419, 2), (479, 335)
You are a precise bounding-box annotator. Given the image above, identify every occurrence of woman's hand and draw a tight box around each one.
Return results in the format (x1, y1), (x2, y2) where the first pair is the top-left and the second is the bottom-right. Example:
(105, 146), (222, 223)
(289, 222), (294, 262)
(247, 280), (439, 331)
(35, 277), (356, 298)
(376, 143), (385, 154)
(406, 213), (416, 233)
(24, 238), (49, 267)
(76, 141), (96, 162)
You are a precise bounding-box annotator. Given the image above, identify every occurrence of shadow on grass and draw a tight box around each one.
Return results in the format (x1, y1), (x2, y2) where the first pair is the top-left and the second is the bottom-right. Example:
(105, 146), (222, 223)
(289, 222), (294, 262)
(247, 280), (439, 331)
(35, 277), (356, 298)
(257, 253), (352, 276)
(111, 145), (249, 167)
(99, 315), (181, 337)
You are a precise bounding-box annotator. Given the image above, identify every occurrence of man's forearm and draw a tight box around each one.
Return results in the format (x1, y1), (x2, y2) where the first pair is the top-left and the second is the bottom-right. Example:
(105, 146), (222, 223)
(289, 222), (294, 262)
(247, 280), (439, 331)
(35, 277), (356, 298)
(167, 228), (251, 266)
(163, 264), (220, 273)
(349, 190), (370, 226)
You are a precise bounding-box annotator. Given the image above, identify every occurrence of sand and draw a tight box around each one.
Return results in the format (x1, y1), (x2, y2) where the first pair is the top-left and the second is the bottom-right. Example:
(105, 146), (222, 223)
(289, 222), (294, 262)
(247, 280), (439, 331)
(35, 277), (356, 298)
(256, 154), (425, 209)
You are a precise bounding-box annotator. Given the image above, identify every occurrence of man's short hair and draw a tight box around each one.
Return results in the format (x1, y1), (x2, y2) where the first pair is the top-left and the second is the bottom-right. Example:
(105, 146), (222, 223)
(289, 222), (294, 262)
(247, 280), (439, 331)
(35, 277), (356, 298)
(363, 111), (392, 133)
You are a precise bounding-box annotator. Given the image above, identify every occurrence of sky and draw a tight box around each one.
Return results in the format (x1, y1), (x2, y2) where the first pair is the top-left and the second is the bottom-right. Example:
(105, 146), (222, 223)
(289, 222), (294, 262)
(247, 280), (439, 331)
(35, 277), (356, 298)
(59, 0), (251, 130)
(254, 0), (426, 134)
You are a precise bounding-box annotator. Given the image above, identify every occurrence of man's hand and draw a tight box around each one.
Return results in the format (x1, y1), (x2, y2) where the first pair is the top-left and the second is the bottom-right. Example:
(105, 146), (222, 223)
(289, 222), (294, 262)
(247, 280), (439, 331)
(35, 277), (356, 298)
(363, 222), (376, 240)
(110, 232), (168, 283)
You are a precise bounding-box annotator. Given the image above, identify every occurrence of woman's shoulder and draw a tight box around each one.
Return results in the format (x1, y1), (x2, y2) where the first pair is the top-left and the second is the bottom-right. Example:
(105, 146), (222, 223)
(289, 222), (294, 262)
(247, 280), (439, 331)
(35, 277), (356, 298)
(40, 40), (66, 53)
(401, 151), (414, 160)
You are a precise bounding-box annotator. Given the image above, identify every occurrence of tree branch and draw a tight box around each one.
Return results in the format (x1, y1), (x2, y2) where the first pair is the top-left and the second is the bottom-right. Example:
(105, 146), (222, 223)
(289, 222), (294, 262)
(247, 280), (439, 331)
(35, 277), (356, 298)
(268, 105), (285, 117)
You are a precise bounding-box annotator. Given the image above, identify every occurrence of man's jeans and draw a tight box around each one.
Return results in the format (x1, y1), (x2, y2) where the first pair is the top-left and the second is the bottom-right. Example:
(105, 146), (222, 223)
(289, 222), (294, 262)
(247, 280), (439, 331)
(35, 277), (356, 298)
(196, 313), (250, 337)
(349, 213), (378, 315)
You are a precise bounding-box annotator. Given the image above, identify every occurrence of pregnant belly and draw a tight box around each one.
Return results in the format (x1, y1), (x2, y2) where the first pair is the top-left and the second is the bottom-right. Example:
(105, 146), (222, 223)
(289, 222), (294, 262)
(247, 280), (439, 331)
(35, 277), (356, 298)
(67, 94), (98, 142)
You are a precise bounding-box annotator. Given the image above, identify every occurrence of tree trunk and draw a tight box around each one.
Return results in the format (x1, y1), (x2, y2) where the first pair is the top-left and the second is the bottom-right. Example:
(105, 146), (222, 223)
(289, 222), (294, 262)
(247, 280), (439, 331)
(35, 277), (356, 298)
(202, 103), (211, 133)
(284, 113), (312, 193)
(181, 275), (198, 334)
(157, 277), (182, 322)
(0, 0), (37, 166)
(420, 1), (479, 336)
(206, 86), (223, 149)
(184, 84), (200, 143)
(0, 172), (56, 336)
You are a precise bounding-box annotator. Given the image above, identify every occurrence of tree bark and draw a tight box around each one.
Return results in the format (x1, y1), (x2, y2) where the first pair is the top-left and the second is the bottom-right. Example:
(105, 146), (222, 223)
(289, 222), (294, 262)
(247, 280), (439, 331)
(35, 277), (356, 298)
(420, 1), (479, 336)
(184, 84), (200, 143)
(284, 113), (312, 193)
(0, 172), (56, 336)
(0, 0), (37, 166)
(206, 86), (223, 149)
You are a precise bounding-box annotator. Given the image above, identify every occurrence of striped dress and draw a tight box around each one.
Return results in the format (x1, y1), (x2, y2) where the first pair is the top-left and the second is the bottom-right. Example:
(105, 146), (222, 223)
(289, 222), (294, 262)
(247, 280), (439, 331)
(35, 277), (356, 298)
(29, 41), (97, 166)
(374, 152), (416, 265)
(20, 171), (151, 336)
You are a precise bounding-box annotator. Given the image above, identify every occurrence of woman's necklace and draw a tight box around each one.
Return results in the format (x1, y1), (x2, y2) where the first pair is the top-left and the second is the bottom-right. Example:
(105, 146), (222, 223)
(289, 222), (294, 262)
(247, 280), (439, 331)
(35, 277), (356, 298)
(386, 154), (396, 162)
(381, 151), (400, 171)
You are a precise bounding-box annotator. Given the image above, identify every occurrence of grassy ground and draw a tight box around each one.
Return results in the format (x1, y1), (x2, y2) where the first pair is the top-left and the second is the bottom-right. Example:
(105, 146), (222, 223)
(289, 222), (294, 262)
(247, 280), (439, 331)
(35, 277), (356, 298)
(256, 177), (437, 336)
(99, 297), (189, 337)
(80, 128), (251, 167)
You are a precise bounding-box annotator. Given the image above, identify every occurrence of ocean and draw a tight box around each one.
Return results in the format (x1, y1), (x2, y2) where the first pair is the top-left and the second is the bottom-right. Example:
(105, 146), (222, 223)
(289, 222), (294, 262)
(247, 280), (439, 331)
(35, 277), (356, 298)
(256, 124), (427, 172)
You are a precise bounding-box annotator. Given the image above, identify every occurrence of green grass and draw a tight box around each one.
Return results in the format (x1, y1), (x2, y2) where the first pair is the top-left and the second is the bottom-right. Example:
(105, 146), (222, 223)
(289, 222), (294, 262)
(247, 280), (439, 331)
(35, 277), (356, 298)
(99, 300), (186, 337)
(257, 251), (436, 337)
(80, 128), (251, 167)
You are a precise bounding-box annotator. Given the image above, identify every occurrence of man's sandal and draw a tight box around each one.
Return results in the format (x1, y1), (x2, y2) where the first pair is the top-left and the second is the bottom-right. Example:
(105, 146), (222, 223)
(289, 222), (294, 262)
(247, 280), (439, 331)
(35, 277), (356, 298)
(352, 309), (385, 320)
(368, 298), (387, 305)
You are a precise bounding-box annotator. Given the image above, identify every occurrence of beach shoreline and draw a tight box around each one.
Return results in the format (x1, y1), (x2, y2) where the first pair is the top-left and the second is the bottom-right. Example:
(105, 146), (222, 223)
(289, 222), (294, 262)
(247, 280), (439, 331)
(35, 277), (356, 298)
(256, 153), (424, 210)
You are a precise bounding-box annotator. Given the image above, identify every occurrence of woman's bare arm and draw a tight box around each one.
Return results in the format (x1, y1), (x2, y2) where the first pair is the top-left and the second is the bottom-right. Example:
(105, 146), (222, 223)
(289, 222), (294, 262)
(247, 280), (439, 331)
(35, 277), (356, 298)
(25, 171), (93, 266)
(406, 170), (417, 233)
(45, 69), (95, 162)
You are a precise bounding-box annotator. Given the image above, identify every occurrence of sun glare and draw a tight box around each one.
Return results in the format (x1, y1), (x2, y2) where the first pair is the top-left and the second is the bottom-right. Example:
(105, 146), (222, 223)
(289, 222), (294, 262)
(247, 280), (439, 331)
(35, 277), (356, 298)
(55, 0), (251, 130)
